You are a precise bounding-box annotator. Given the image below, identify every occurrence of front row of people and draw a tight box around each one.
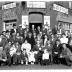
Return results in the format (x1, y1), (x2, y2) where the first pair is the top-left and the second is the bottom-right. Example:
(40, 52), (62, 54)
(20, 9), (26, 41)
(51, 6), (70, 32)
(0, 39), (72, 67)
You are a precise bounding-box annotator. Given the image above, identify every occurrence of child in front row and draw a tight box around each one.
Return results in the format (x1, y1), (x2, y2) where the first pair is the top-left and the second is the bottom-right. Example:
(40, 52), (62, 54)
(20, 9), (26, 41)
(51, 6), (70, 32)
(41, 49), (50, 65)
(28, 50), (38, 65)
(21, 49), (28, 65)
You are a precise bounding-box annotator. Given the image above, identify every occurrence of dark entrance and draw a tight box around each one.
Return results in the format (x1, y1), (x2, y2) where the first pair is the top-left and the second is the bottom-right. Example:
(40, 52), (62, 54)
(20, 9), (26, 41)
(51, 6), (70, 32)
(29, 23), (42, 31)
(29, 12), (43, 31)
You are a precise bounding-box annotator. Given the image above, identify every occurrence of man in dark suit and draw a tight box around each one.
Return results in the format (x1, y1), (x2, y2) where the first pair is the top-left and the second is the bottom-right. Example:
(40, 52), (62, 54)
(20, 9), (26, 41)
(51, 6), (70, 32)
(52, 39), (62, 64)
(11, 24), (18, 35)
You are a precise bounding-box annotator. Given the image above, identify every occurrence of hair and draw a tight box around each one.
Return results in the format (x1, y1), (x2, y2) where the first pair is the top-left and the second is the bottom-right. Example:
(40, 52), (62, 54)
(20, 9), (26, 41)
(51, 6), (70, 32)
(24, 39), (28, 42)
(6, 30), (9, 33)
(13, 24), (16, 27)
(2, 31), (6, 34)
(62, 33), (65, 36)
(56, 39), (60, 42)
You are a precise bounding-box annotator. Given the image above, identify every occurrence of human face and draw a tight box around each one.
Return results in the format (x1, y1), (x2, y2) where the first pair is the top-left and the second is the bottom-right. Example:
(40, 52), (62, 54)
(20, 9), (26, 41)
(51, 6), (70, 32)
(56, 41), (60, 45)
(3, 32), (6, 35)
(45, 35), (47, 39)
(51, 35), (54, 39)
(29, 33), (32, 37)
(12, 44), (15, 48)
(47, 40), (50, 45)
(44, 49), (47, 53)
(23, 50), (26, 54)
(38, 26), (40, 30)
(62, 44), (66, 49)
(25, 40), (27, 44)
(9, 42), (11, 46)
(40, 32), (42, 35)
(32, 25), (34, 29)
(17, 33), (19, 36)
(16, 42), (19, 46)
(62, 34), (65, 38)
(37, 41), (40, 45)
(69, 40), (72, 46)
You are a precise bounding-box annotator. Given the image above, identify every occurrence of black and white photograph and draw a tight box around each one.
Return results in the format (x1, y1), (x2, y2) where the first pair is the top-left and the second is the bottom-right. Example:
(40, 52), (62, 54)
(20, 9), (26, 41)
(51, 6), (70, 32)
(0, 0), (72, 70)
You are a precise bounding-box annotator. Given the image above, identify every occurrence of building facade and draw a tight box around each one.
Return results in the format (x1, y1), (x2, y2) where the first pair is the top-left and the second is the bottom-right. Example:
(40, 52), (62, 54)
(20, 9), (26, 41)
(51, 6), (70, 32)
(0, 1), (72, 33)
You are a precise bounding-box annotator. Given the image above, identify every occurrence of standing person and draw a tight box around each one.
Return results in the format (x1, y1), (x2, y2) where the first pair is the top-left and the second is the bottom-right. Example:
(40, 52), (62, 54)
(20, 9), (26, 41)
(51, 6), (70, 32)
(9, 31), (17, 43)
(50, 34), (57, 46)
(0, 34), (8, 50)
(27, 32), (35, 50)
(60, 33), (68, 44)
(5, 30), (11, 43)
(17, 25), (24, 37)
(43, 35), (48, 47)
(13, 24), (18, 34)
(16, 33), (23, 45)
(42, 26), (48, 35)
(31, 25), (36, 34)
(23, 30), (28, 42)
(36, 26), (41, 35)
(0, 48), (7, 66)
(11, 24), (18, 36)
(52, 25), (58, 35)
(4, 42), (12, 66)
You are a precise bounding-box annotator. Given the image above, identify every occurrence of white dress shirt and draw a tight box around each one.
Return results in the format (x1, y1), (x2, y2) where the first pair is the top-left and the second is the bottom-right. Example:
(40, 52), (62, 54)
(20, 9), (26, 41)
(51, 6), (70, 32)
(42, 52), (49, 60)
(21, 43), (31, 53)
(60, 37), (68, 44)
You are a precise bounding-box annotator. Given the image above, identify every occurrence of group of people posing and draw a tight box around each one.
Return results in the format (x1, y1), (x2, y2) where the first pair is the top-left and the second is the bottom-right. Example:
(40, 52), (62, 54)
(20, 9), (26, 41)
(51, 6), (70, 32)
(0, 24), (72, 67)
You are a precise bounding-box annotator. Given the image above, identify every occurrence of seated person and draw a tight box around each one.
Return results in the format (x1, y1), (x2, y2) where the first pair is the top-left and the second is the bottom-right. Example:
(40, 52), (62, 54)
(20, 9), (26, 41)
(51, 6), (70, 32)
(15, 42), (21, 64)
(0, 47), (7, 66)
(42, 40), (53, 63)
(28, 50), (38, 65)
(60, 43), (72, 66)
(21, 39), (31, 55)
(41, 49), (50, 65)
(21, 49), (28, 65)
(35, 48), (43, 64)
(9, 44), (17, 65)
(52, 39), (62, 64)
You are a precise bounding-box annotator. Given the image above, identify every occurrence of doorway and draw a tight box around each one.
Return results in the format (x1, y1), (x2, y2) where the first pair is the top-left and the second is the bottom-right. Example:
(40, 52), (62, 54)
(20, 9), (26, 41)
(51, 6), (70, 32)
(29, 12), (43, 31)
(29, 23), (42, 31)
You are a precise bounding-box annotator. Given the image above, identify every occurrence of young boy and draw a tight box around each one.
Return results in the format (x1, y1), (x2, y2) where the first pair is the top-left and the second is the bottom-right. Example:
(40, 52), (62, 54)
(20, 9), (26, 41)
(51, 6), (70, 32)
(41, 49), (50, 65)
(21, 49), (28, 65)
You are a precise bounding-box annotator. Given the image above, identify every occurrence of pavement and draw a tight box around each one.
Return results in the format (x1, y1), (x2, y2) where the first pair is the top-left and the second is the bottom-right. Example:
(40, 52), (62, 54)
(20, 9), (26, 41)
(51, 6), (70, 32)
(0, 64), (72, 70)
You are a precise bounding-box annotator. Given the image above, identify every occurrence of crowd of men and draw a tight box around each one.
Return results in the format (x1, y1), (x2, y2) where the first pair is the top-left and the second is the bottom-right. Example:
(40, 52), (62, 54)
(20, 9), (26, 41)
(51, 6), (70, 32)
(0, 24), (72, 67)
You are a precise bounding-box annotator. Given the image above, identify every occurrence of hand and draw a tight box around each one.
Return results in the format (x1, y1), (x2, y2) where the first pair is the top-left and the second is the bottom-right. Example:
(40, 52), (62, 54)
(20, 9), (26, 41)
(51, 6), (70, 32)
(54, 52), (58, 54)
(2, 59), (7, 62)
(60, 54), (63, 58)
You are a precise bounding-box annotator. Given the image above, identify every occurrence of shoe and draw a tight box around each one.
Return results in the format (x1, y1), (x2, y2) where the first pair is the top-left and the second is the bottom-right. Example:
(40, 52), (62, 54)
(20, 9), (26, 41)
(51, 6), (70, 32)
(26, 62), (28, 65)
(21, 60), (24, 65)
(67, 64), (71, 67)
